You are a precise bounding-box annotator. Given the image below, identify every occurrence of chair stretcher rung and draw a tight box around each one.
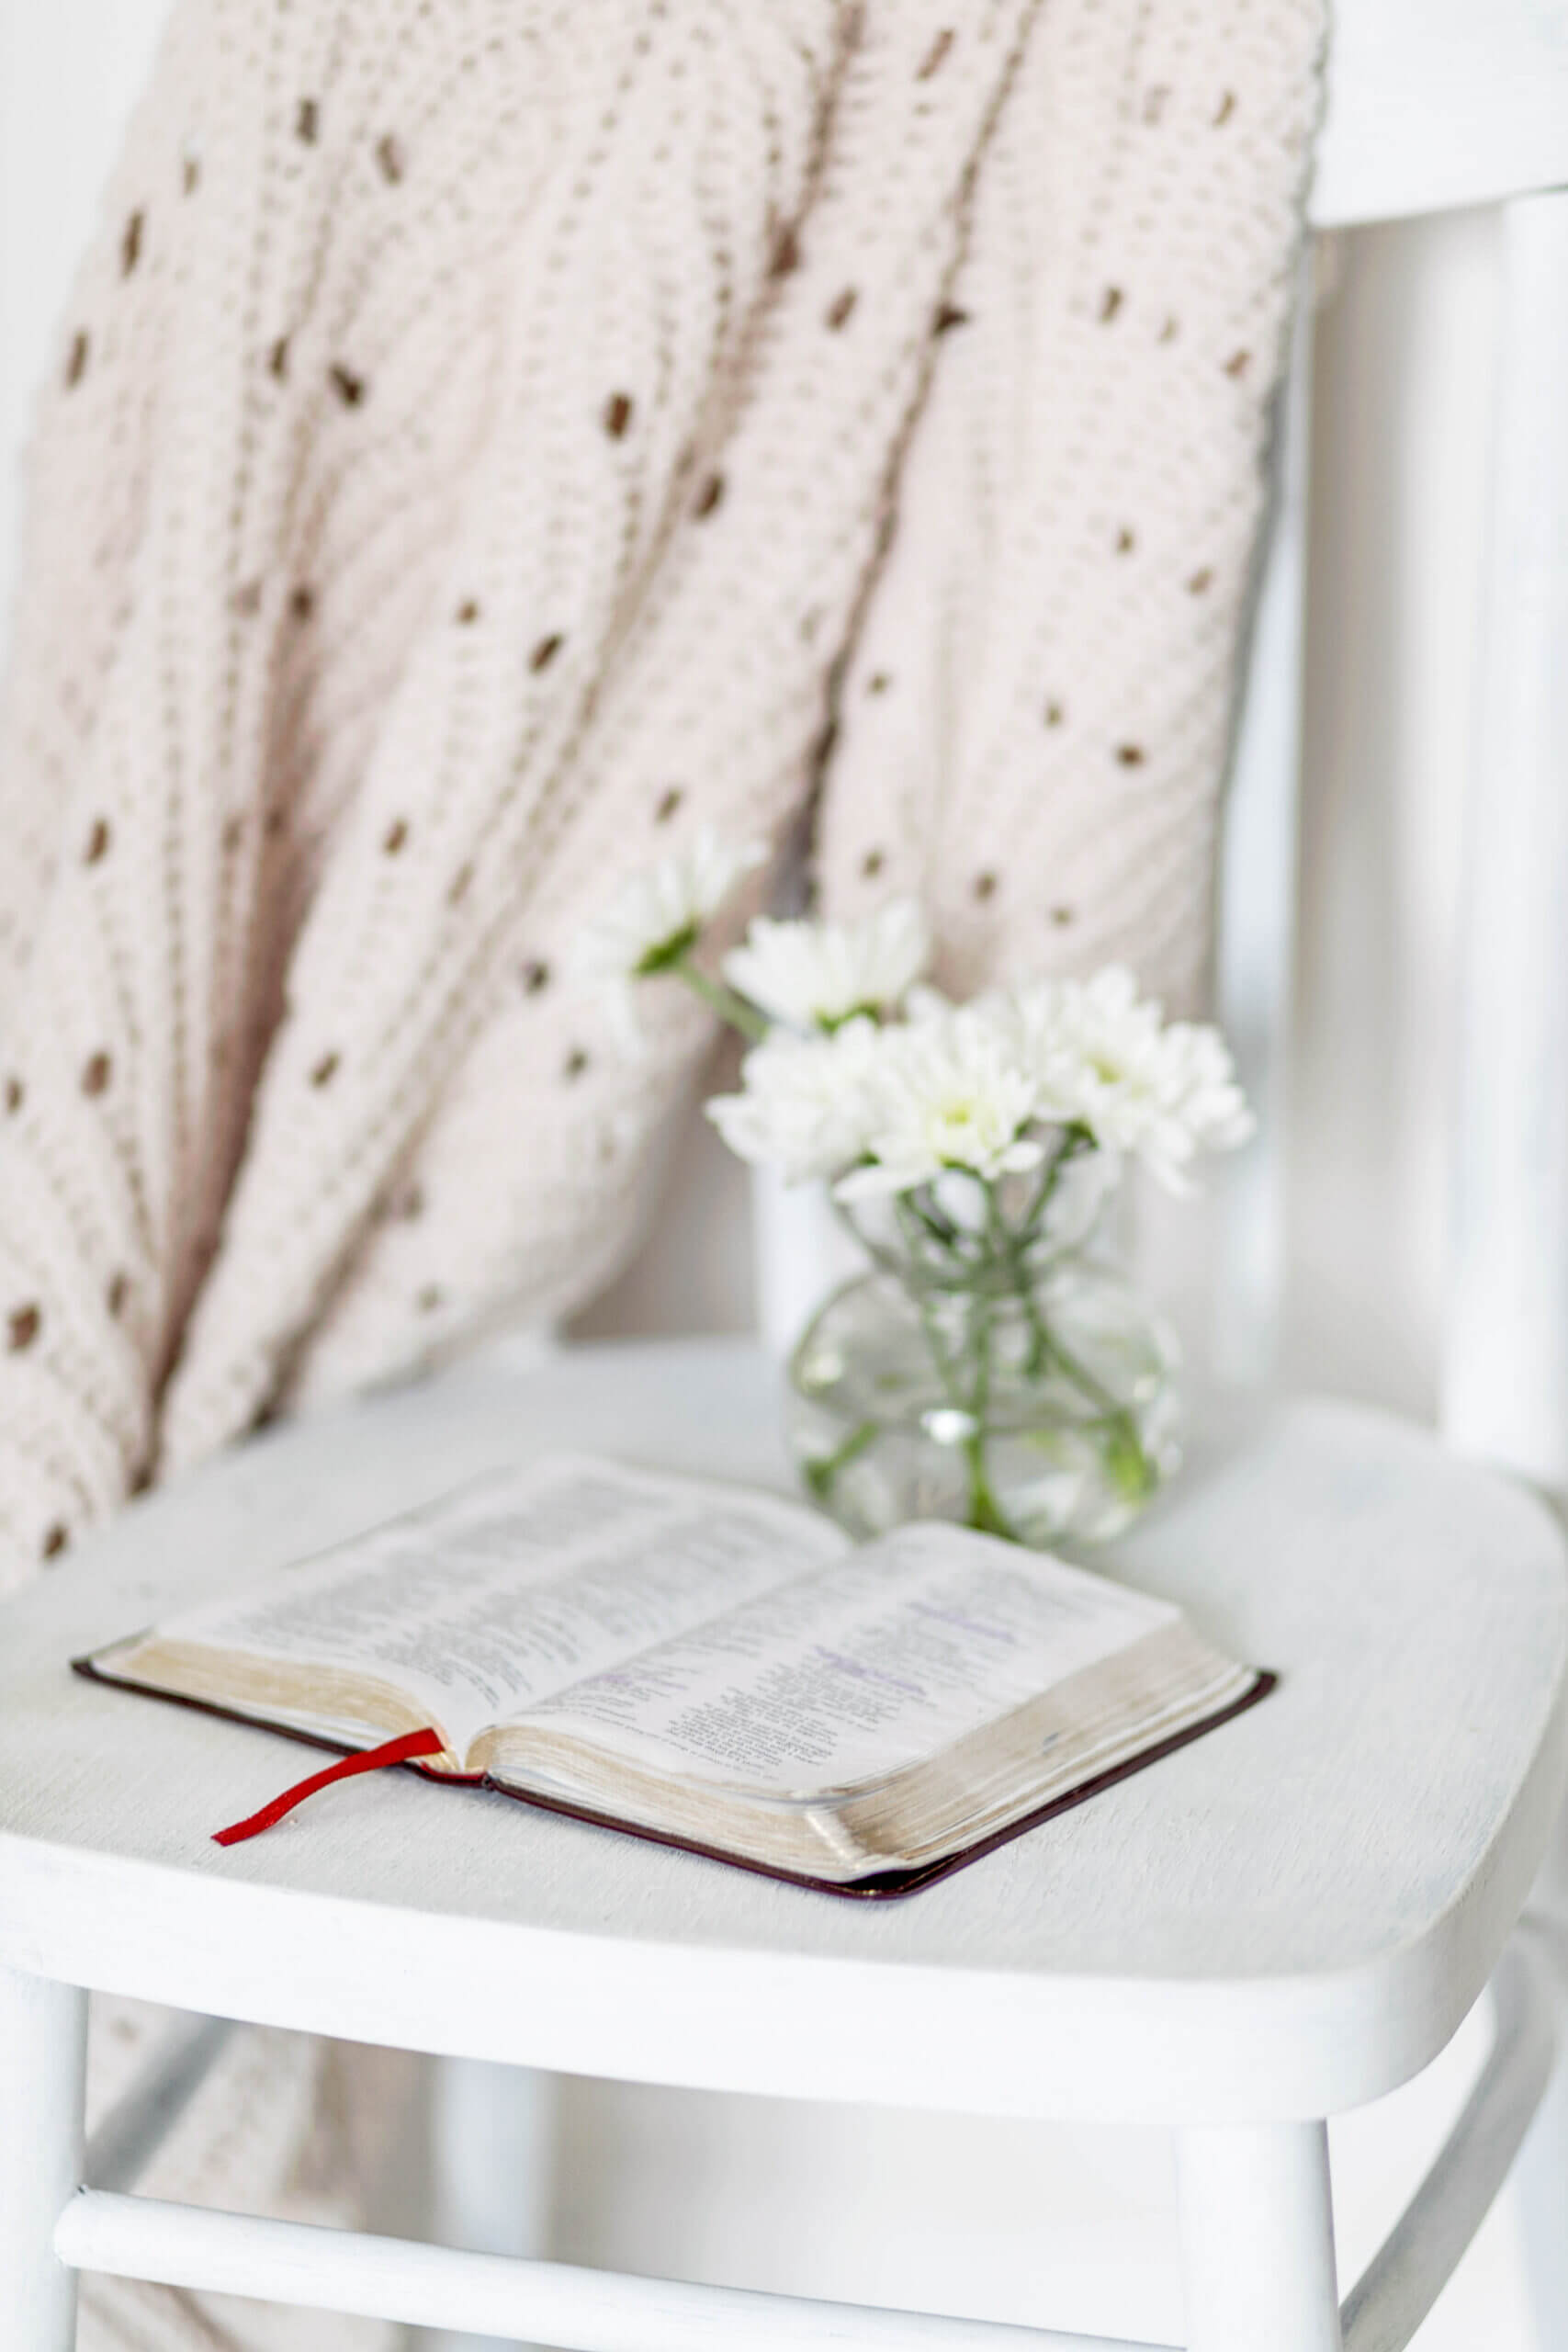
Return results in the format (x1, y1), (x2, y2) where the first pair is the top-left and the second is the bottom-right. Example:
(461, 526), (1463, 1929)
(52, 2188), (1175, 2352)
(54, 1925), (1565, 2352)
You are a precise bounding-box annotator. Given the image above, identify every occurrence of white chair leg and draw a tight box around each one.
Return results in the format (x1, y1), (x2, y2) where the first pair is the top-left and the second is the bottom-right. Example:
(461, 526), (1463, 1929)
(0, 1963), (88, 2351)
(1514, 2050), (1568, 2352)
(1514, 1820), (1568, 2352)
(1178, 2120), (1342, 2352)
(431, 2057), (557, 2352)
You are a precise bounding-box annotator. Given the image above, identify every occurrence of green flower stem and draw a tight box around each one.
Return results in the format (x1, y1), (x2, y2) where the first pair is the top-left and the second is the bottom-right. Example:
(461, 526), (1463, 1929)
(851, 1166), (1159, 1542)
(803, 1417), (882, 1503)
(1015, 1259), (1054, 1380)
(999, 1173), (1157, 1510)
(889, 1190), (1024, 1543)
(671, 960), (769, 1043)
(899, 1189), (1012, 1542)
(959, 1285), (1020, 1540)
(893, 1201), (976, 1430)
(906, 1190), (964, 1254)
(1025, 1297), (1156, 1506)
(1035, 1318), (1120, 1416)
(998, 1190), (1056, 1380)
(1019, 1125), (1094, 1238)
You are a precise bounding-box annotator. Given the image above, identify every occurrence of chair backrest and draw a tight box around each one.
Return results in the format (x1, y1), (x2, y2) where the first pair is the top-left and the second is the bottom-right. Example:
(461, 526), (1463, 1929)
(751, 0), (1568, 1497)
(1213, 0), (1568, 1492)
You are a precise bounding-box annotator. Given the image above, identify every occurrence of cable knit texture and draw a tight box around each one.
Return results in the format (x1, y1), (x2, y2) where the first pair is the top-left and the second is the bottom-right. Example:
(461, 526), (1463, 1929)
(78, 1999), (412, 2352)
(0, 0), (1323, 1575)
(0, 6), (1320, 2341)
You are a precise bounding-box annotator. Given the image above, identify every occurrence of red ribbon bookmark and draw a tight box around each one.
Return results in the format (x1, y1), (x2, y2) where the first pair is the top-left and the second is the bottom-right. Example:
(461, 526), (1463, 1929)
(213, 1726), (446, 1846)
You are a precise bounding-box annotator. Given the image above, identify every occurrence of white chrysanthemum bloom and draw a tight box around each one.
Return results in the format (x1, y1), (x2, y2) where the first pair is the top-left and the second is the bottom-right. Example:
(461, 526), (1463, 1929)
(1048, 967), (1255, 1192)
(705, 1016), (886, 1183)
(834, 1006), (1046, 1201)
(572, 828), (767, 1045)
(721, 899), (931, 1034)
(977, 976), (1087, 1122)
(1150, 1019), (1257, 1162)
(901, 981), (953, 1025)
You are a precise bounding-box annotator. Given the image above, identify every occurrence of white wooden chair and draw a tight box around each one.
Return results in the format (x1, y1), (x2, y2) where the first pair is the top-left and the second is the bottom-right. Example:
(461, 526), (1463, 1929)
(4, 6), (1568, 2346)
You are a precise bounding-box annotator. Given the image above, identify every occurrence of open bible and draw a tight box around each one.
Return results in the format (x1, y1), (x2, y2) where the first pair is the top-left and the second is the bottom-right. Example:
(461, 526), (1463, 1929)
(79, 1453), (1270, 1896)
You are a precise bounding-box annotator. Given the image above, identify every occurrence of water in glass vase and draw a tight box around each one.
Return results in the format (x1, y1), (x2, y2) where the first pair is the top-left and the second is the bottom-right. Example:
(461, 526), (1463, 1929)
(787, 1234), (1180, 1550)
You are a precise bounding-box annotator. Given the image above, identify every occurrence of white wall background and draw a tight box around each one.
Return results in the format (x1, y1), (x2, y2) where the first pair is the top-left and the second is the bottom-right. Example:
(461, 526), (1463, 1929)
(0, 10), (1543, 2346)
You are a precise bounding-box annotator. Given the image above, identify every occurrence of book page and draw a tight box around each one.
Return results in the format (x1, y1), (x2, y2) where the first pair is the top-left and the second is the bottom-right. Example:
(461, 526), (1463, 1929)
(513, 1521), (1180, 1794)
(131, 1455), (849, 1759)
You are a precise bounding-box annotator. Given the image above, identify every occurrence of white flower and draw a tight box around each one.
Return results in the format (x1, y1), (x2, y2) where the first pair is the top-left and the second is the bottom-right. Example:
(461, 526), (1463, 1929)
(572, 828), (766, 1046)
(575, 827), (767, 980)
(834, 1006), (1046, 1200)
(1150, 1018), (1257, 1160)
(705, 1018), (886, 1182)
(1042, 966), (1255, 1192)
(721, 899), (931, 1034)
(976, 976), (1088, 1122)
(901, 981), (953, 1025)
(704, 947), (1252, 1202)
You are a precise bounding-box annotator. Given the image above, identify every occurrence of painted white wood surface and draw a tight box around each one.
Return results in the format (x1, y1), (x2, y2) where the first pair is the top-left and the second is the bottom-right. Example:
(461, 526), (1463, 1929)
(431, 2057), (558, 2352)
(31, 1930), (1568, 2352)
(51, 2188), (1168, 2352)
(1310, 0), (1568, 229)
(1178, 2122), (1340, 2351)
(0, 1338), (1563, 2128)
(1513, 1922), (1568, 2352)
(0, 1964), (86, 2350)
(1210, 269), (1314, 1385)
(1340, 1933), (1562, 2352)
(8, 1917), (1561, 2352)
(1439, 191), (1568, 1495)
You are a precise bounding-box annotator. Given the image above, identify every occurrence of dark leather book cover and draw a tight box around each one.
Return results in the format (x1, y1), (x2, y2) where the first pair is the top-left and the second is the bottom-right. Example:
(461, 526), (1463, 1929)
(73, 1653), (1275, 1901)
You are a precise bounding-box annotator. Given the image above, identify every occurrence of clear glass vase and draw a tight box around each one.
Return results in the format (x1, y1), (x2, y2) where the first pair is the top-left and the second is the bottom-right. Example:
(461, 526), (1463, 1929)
(785, 1174), (1180, 1549)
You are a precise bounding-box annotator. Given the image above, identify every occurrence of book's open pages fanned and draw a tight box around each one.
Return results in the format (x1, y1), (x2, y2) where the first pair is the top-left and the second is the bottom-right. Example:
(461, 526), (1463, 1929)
(79, 1453), (1271, 1896)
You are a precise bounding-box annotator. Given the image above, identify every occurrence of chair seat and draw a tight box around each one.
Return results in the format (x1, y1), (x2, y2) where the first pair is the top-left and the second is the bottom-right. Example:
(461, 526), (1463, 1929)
(0, 1337), (1563, 2127)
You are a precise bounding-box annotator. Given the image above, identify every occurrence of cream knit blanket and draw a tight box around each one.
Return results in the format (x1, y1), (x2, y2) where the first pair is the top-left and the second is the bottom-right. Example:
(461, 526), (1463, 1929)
(2, 5), (1321, 2340)
(0, 0), (1321, 1578)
